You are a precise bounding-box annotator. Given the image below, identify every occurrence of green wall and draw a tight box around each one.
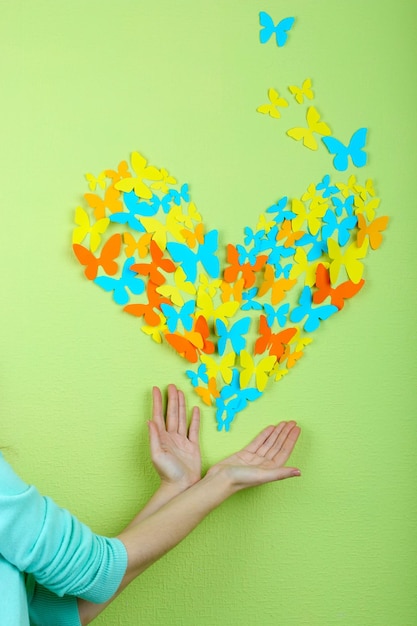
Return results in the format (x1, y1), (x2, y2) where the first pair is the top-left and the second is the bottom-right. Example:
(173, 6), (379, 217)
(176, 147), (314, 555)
(1, 1), (416, 624)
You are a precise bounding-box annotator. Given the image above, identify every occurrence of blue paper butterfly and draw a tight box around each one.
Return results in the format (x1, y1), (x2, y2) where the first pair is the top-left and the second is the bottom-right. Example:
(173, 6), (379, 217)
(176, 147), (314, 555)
(160, 300), (196, 332)
(123, 190), (159, 217)
(186, 363), (209, 388)
(215, 369), (262, 431)
(263, 303), (290, 328)
(322, 128), (368, 171)
(169, 183), (190, 206)
(332, 195), (354, 217)
(290, 286), (338, 332)
(94, 257), (145, 305)
(259, 12), (295, 47)
(216, 317), (251, 355)
(243, 226), (265, 250)
(296, 232), (328, 261)
(241, 287), (263, 311)
(316, 174), (339, 198)
(265, 196), (296, 223)
(167, 229), (220, 283)
(236, 243), (259, 267)
(321, 210), (358, 247)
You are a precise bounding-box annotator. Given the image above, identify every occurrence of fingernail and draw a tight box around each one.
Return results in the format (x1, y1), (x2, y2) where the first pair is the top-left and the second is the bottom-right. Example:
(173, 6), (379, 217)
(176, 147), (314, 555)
(292, 470), (301, 477)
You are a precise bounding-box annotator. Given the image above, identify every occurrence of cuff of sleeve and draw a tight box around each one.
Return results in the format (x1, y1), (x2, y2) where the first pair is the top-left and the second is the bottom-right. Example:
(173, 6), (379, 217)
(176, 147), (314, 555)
(77, 537), (128, 603)
(28, 584), (81, 626)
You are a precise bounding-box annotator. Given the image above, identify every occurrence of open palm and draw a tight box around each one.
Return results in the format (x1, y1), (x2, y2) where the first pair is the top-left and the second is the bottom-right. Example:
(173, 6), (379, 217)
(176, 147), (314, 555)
(209, 421), (301, 489)
(149, 385), (201, 489)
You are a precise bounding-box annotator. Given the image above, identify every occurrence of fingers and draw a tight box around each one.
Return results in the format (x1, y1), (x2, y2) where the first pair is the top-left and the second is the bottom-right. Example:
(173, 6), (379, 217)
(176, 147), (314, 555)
(151, 386), (165, 430)
(271, 423), (301, 466)
(248, 421), (301, 466)
(188, 406), (200, 444)
(177, 390), (187, 437)
(152, 384), (197, 438)
(244, 425), (276, 454)
(166, 384), (179, 433)
(257, 421), (288, 457)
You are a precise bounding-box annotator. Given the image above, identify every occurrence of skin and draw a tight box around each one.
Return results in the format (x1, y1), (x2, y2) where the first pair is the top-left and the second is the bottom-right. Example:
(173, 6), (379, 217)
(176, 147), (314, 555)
(78, 385), (301, 625)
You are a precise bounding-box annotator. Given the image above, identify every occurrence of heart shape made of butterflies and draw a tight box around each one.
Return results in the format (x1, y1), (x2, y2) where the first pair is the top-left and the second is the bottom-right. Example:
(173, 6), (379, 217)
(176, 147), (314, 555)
(72, 151), (388, 431)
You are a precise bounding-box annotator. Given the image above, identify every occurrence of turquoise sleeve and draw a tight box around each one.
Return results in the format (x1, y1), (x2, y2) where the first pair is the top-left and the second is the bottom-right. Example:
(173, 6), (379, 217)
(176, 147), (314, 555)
(0, 454), (128, 603)
(27, 580), (81, 626)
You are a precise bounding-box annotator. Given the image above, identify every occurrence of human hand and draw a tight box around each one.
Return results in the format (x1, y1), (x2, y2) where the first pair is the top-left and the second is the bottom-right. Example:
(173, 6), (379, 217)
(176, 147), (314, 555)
(207, 421), (301, 491)
(148, 385), (201, 491)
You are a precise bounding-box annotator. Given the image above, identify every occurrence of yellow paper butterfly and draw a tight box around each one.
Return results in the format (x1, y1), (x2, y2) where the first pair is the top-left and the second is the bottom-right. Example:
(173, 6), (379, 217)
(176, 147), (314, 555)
(257, 88), (289, 118)
(336, 175), (358, 198)
(150, 168), (178, 194)
(175, 201), (202, 229)
(196, 289), (240, 324)
(141, 312), (168, 343)
(301, 183), (329, 211)
(85, 171), (106, 191)
(256, 213), (276, 233)
(200, 353), (236, 384)
(72, 206), (109, 253)
(157, 267), (196, 307)
(327, 239), (369, 284)
(290, 247), (327, 286)
(198, 273), (222, 298)
(141, 206), (186, 250)
(115, 151), (162, 199)
(291, 198), (327, 234)
(270, 363), (289, 382)
(353, 196), (380, 221)
(239, 350), (277, 391)
(354, 179), (376, 201)
(288, 78), (314, 104)
(287, 106), (332, 150)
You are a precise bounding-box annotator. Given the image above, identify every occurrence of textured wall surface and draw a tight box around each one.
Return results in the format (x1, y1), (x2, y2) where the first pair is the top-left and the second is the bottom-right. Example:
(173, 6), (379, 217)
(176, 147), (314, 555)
(1, 1), (416, 625)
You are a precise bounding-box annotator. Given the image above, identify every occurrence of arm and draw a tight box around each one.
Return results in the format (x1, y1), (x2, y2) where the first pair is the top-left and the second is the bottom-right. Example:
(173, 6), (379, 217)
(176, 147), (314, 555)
(126, 385), (201, 526)
(78, 410), (301, 625)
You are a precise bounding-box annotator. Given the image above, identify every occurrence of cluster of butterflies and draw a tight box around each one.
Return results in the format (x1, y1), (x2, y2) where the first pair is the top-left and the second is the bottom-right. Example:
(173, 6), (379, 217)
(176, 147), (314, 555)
(257, 76), (368, 171)
(258, 13), (367, 171)
(72, 149), (388, 431)
(71, 13), (387, 430)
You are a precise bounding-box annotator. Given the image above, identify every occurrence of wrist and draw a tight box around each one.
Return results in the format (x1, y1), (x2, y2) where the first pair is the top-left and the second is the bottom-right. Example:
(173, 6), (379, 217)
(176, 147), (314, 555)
(203, 465), (237, 498)
(159, 477), (196, 496)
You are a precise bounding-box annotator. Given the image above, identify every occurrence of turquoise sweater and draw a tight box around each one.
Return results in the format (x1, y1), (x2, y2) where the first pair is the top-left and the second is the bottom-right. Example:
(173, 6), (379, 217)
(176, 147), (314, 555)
(0, 452), (128, 625)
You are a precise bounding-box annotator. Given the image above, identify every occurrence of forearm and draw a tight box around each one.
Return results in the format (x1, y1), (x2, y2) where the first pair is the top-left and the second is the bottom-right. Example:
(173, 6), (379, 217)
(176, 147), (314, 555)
(125, 478), (196, 529)
(119, 470), (234, 585)
(77, 471), (234, 625)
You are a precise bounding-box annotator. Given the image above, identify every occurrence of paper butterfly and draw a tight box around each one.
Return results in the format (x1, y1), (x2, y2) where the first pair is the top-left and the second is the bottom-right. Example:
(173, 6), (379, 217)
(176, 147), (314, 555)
(288, 78), (314, 104)
(72, 66), (387, 432)
(259, 12), (295, 47)
(287, 106), (332, 150)
(322, 128), (368, 171)
(257, 88), (289, 118)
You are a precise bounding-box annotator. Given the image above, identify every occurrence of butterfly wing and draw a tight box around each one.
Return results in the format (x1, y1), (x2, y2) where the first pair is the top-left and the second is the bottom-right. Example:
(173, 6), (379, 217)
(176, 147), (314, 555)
(322, 136), (348, 172)
(72, 244), (98, 280)
(198, 230), (220, 279)
(275, 16), (295, 47)
(179, 300), (196, 331)
(165, 333), (198, 363)
(167, 241), (198, 283)
(348, 128), (368, 168)
(259, 11), (275, 44)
